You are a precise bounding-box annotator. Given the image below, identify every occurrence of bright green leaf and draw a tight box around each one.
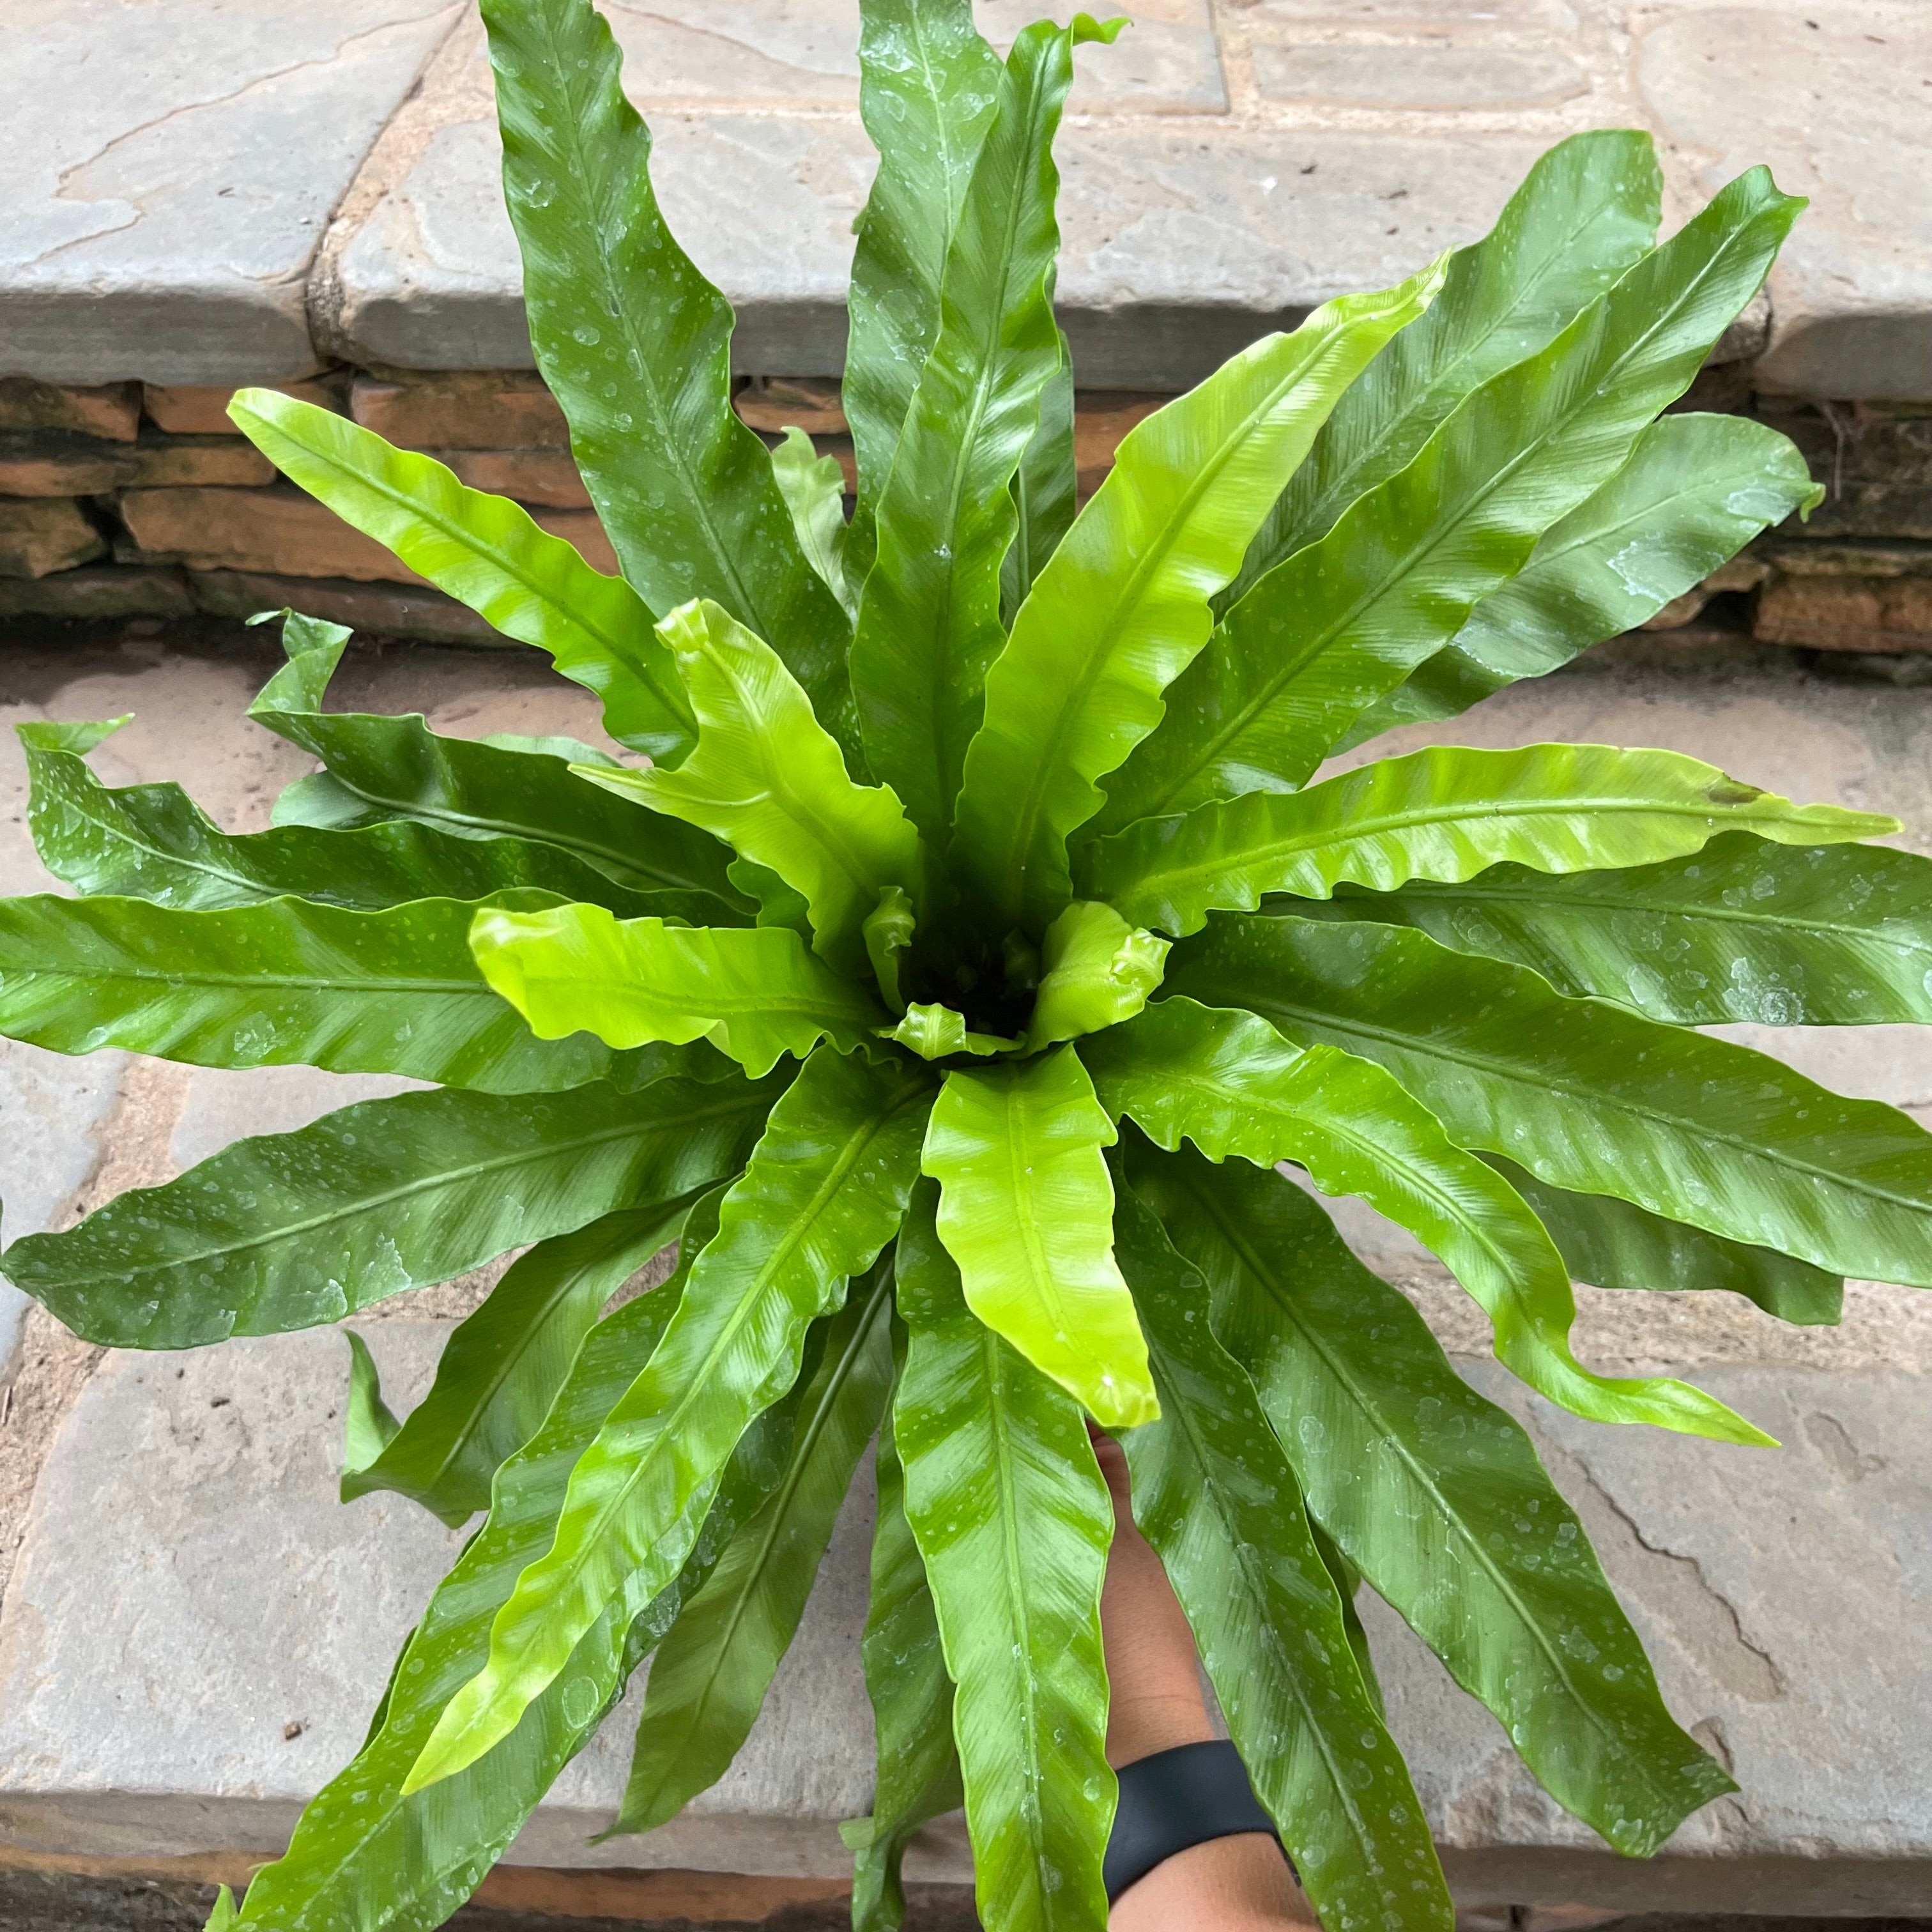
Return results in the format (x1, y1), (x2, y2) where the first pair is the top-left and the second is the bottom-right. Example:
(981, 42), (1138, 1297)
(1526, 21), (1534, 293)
(845, 1315), (963, 1932)
(921, 1045), (1156, 1427)
(250, 612), (747, 911)
(1002, 330), (1077, 629)
(864, 885), (917, 1012)
(1299, 831), (1932, 1026)
(584, 599), (923, 976)
(470, 901), (888, 1077)
(1133, 1145), (1735, 1860)
(0, 891), (710, 1094)
(1110, 1184), (1452, 1931)
(1087, 998), (1768, 1443)
(1172, 913), (1932, 1288)
(1089, 742), (1894, 938)
(227, 391), (693, 758)
(772, 426), (857, 620)
(850, 19), (1106, 842)
(953, 257), (1448, 929)
(479, 0), (856, 754)
(1346, 413), (1823, 744)
(406, 1048), (931, 1791)
(893, 1181), (1114, 1932)
(844, 0), (1003, 581)
(340, 1329), (401, 1483)
(342, 1202), (698, 1526)
(884, 1001), (1018, 1060)
(1105, 169), (1805, 823)
(610, 1261), (895, 1832)
(1229, 128), (1662, 599)
(0, 1075), (778, 1348)
(231, 1192), (719, 1932)
(1023, 899), (1169, 1051)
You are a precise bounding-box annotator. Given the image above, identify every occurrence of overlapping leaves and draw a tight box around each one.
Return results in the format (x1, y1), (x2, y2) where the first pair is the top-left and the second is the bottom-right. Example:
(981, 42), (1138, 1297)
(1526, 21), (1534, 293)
(0, 9), (1917, 1932)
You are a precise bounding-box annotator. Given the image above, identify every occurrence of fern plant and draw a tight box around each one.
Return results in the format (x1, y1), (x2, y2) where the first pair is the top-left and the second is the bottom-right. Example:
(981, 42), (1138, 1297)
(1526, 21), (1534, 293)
(3, 2), (1926, 1928)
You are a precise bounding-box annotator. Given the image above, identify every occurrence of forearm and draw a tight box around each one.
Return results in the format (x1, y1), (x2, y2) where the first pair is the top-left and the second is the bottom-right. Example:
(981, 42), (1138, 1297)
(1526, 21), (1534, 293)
(1096, 1432), (1316, 1929)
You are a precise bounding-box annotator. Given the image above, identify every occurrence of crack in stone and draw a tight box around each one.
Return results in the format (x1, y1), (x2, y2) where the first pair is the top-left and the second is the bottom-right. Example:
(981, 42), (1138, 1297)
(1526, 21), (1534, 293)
(1540, 1441), (1788, 1705)
(31, 8), (459, 270)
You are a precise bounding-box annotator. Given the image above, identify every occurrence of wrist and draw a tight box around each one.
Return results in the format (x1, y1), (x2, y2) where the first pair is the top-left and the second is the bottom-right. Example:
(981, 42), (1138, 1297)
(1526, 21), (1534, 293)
(1107, 1689), (1216, 1768)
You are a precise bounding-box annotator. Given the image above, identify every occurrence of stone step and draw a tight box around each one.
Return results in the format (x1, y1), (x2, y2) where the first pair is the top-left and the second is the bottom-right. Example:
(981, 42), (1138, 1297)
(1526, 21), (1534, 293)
(1, 633), (1931, 1917)
(1, 2), (1926, 397)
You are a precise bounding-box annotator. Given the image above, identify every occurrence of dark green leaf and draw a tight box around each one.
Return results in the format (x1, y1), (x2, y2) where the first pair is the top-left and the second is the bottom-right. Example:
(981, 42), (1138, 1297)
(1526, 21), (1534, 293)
(343, 1202), (700, 1526)
(1131, 1144), (1735, 1859)
(1, 1074), (780, 1347)
(1002, 330), (1077, 629)
(407, 1047), (930, 1789)
(1171, 913), (1932, 1287)
(1110, 1183), (1452, 1931)
(1483, 1153), (1843, 1326)
(231, 1192), (717, 1932)
(1344, 413), (1823, 744)
(1085, 998), (1768, 1445)
(1307, 1516), (1383, 1721)
(845, 1316), (962, 1932)
(609, 1260), (895, 1831)
(251, 613), (747, 912)
(0, 891), (711, 1093)
(228, 391), (693, 759)
(850, 20), (1107, 842)
(1298, 832), (1932, 1026)
(893, 1179), (1113, 1932)
(1104, 169), (1805, 824)
(1229, 130), (1661, 602)
(17, 719), (700, 919)
(844, 0), (1002, 581)
(479, 0), (856, 754)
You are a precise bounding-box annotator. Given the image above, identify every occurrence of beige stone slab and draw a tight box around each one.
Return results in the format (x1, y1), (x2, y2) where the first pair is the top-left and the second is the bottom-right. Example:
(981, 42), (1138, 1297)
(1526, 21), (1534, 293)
(596, 0), (1225, 113)
(0, 1329), (1926, 1909)
(1631, 0), (1932, 399)
(1251, 43), (1593, 111)
(0, 0), (463, 385)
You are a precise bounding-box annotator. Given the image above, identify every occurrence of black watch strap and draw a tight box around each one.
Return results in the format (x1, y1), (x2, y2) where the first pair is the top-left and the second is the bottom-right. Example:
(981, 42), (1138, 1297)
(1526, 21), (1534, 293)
(1103, 1738), (1287, 1903)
